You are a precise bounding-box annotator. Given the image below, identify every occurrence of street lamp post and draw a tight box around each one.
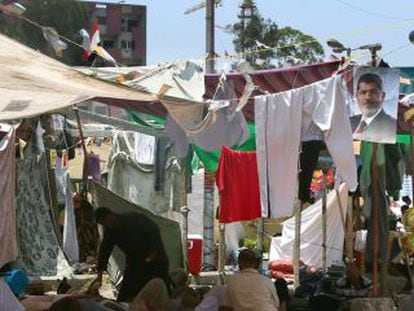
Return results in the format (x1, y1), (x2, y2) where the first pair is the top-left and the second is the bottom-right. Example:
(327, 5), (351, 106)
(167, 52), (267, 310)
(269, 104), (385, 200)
(238, 0), (256, 64)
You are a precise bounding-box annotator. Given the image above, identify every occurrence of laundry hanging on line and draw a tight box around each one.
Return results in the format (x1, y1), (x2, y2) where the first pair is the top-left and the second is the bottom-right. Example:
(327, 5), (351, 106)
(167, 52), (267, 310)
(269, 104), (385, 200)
(216, 146), (261, 223)
(255, 74), (358, 218)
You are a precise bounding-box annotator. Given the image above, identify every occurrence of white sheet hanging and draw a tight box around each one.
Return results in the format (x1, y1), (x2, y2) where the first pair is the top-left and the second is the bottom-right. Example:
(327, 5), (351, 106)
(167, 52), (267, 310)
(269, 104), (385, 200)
(55, 157), (79, 263)
(255, 75), (357, 218)
(269, 183), (348, 268)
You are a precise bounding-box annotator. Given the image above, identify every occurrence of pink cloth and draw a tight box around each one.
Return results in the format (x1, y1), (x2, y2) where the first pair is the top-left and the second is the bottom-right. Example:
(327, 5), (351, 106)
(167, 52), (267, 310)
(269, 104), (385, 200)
(0, 127), (17, 268)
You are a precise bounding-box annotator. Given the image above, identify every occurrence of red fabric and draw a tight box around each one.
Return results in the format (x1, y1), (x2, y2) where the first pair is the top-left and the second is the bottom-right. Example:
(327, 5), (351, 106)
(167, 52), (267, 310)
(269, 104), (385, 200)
(215, 146), (261, 223)
(268, 260), (305, 279)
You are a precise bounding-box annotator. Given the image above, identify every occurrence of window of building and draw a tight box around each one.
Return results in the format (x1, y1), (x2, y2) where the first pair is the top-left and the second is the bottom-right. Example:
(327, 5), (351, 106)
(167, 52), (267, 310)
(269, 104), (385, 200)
(120, 17), (141, 32)
(120, 40), (135, 50)
(127, 18), (139, 32)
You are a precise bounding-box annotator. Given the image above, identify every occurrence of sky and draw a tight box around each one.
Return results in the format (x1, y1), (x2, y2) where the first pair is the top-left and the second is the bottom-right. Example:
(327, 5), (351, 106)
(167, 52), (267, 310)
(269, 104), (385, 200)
(128, 0), (414, 69)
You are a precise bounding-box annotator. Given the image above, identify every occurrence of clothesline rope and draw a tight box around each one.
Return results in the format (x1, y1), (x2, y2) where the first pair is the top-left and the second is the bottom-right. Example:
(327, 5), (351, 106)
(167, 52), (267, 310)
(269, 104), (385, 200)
(208, 18), (414, 64)
(4, 5), (414, 70)
(208, 62), (358, 105)
(2, 6), (128, 67)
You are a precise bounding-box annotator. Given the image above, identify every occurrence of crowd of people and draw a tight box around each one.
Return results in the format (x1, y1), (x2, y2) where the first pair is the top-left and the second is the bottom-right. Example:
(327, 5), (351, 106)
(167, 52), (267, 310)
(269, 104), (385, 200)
(10, 203), (413, 310)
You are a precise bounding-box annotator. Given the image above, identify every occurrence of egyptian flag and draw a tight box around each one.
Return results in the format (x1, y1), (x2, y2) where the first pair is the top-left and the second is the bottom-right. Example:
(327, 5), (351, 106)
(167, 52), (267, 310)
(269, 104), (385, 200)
(80, 20), (117, 66)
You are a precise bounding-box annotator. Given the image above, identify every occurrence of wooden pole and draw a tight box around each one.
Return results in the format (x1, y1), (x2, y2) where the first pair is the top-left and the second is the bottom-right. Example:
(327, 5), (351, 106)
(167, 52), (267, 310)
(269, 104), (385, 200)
(371, 143), (379, 296)
(74, 107), (88, 196)
(293, 201), (303, 288)
(345, 195), (354, 263)
(257, 218), (265, 256)
(321, 169), (328, 273)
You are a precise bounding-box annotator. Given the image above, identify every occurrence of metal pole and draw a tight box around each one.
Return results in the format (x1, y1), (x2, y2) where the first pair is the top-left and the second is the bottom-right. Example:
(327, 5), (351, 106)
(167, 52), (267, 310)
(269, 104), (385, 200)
(205, 0), (215, 73)
(218, 223), (226, 280)
(203, 169), (216, 270)
(202, 0), (216, 271)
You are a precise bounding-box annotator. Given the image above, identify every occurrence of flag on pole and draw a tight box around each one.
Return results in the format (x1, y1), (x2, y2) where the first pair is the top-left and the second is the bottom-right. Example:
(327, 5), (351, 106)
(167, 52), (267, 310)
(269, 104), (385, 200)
(79, 19), (117, 66)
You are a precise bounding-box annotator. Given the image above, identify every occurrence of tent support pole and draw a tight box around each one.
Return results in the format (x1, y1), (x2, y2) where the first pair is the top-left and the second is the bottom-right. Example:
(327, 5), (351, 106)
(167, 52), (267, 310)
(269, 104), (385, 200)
(74, 107), (89, 196)
(257, 218), (265, 257)
(345, 195), (354, 263)
(321, 169), (328, 273)
(203, 169), (216, 270)
(218, 223), (226, 282)
(371, 143), (380, 296)
(293, 201), (303, 288)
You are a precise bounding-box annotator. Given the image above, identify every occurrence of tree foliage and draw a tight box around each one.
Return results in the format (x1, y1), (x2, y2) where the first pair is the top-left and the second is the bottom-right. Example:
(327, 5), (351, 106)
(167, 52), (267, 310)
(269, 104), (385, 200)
(232, 7), (324, 68)
(0, 0), (89, 65)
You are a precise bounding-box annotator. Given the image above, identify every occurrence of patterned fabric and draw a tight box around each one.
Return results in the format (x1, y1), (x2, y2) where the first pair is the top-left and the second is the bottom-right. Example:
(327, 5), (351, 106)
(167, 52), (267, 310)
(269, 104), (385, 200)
(16, 144), (66, 276)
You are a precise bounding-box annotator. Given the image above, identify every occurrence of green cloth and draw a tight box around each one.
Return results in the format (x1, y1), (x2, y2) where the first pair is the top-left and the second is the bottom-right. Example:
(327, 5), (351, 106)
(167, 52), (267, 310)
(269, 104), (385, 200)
(194, 123), (256, 172)
(397, 134), (411, 145)
(127, 109), (256, 173)
(359, 142), (389, 263)
(126, 110), (165, 129)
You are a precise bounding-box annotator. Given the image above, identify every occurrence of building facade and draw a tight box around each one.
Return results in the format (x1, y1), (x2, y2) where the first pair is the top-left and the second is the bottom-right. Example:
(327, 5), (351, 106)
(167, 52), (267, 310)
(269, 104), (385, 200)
(80, 0), (146, 66)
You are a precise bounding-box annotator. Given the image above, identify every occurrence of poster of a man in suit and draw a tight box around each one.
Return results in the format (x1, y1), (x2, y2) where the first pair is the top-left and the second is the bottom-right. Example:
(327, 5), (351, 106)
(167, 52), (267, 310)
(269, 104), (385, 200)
(350, 68), (399, 144)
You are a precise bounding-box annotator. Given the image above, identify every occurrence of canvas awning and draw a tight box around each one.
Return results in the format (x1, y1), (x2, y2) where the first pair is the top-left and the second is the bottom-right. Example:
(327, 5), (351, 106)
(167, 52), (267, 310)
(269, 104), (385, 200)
(0, 34), (156, 121)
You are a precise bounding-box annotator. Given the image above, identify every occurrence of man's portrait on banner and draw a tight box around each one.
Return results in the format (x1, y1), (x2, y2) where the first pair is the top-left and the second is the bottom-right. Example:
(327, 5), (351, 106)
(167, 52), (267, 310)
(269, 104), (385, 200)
(350, 68), (399, 144)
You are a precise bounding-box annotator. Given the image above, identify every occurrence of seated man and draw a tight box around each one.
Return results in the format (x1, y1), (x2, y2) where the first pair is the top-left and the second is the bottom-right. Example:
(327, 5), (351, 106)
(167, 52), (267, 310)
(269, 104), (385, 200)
(222, 249), (279, 311)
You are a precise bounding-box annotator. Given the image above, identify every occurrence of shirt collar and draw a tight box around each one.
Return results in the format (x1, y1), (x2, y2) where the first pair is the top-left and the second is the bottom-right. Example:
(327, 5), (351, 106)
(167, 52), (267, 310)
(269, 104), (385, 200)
(362, 108), (382, 126)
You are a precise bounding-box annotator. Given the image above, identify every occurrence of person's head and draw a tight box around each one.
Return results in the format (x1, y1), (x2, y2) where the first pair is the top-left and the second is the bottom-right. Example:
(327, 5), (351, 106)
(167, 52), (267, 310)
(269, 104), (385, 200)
(94, 207), (119, 229)
(237, 248), (260, 270)
(357, 73), (386, 118)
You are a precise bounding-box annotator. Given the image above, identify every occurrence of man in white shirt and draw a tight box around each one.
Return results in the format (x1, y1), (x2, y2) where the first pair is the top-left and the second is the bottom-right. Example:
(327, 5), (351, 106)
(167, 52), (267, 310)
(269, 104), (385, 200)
(222, 249), (279, 311)
(350, 72), (397, 144)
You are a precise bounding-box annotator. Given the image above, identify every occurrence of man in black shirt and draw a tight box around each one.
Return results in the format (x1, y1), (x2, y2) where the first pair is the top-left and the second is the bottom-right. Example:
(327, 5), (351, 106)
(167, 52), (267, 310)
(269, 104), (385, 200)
(94, 207), (170, 301)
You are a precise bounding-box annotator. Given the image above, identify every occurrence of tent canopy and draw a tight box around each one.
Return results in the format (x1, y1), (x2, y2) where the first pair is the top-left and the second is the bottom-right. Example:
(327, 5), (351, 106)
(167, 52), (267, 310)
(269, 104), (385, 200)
(0, 34), (156, 121)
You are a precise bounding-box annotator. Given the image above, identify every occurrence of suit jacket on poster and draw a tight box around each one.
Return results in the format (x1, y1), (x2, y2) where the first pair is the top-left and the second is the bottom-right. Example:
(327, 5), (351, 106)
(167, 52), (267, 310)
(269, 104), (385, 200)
(350, 109), (397, 144)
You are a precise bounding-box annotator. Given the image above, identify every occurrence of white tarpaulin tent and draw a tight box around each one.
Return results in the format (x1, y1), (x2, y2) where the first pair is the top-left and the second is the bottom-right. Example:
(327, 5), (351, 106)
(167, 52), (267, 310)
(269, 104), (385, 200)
(269, 183), (348, 268)
(0, 34), (156, 121)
